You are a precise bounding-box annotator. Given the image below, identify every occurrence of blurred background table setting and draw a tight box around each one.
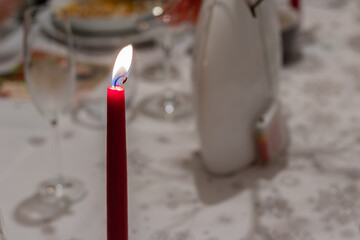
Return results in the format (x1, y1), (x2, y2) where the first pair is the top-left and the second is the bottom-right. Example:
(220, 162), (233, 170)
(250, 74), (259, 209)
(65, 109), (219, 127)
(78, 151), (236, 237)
(2, 0), (360, 239)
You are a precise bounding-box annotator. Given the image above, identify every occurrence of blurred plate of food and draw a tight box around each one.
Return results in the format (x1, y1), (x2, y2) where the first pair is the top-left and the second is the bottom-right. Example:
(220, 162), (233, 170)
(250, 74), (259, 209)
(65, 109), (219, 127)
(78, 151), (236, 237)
(40, 0), (161, 53)
(41, 10), (156, 53)
(53, 0), (161, 35)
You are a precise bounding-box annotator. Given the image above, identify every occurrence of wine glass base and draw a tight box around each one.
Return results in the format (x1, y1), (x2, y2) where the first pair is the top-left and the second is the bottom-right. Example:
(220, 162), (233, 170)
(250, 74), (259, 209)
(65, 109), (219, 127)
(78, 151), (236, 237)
(14, 193), (70, 226)
(141, 91), (192, 120)
(38, 177), (87, 204)
(141, 62), (179, 82)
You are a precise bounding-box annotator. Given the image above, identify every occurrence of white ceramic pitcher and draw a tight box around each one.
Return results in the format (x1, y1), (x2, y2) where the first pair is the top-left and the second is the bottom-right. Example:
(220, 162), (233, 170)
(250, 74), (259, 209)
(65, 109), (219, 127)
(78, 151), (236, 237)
(193, 0), (281, 175)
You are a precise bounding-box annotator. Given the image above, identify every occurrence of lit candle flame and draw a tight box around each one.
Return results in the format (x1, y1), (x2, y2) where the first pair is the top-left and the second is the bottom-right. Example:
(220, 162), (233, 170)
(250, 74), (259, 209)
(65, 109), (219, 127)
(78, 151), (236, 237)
(112, 44), (133, 86)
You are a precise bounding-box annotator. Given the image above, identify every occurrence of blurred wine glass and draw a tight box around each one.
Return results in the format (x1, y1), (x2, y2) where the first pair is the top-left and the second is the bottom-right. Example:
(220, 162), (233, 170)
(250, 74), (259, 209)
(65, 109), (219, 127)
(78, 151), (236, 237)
(23, 5), (86, 206)
(140, 0), (202, 120)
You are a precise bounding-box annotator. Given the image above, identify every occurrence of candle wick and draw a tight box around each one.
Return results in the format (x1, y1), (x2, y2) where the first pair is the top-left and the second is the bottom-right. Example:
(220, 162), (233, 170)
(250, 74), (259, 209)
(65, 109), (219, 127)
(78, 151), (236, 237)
(113, 75), (128, 86)
(121, 77), (127, 84)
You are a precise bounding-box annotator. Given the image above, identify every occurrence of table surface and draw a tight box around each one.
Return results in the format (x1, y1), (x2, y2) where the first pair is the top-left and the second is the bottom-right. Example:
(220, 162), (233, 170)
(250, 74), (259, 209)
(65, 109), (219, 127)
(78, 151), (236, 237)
(2, 0), (360, 239)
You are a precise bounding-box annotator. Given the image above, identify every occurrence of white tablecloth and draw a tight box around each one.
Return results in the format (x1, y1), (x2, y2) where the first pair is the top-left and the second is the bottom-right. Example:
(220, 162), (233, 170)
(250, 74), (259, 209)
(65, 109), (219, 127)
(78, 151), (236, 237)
(2, 0), (360, 239)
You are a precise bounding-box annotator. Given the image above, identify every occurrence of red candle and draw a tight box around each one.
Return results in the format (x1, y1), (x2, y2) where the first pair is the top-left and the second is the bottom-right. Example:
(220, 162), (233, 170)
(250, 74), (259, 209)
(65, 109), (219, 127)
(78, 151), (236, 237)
(106, 45), (133, 240)
(107, 86), (127, 240)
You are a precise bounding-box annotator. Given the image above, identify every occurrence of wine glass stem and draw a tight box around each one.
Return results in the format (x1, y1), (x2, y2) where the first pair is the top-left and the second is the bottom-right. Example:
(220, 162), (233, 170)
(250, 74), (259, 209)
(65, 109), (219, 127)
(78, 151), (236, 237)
(162, 29), (175, 99)
(50, 119), (65, 197)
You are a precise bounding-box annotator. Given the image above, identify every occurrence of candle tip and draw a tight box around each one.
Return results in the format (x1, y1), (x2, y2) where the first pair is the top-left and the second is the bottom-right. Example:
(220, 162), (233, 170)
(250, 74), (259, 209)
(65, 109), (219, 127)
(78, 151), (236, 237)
(112, 45), (133, 87)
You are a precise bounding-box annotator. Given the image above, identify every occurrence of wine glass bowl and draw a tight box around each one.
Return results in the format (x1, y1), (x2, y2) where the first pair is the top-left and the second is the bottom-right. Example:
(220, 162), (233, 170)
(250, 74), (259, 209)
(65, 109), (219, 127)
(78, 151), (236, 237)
(25, 51), (75, 122)
(24, 7), (75, 123)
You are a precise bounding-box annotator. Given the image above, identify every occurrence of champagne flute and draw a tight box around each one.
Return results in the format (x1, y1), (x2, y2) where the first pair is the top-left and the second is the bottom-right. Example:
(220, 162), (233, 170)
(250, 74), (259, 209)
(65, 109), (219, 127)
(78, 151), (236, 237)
(24, 5), (86, 204)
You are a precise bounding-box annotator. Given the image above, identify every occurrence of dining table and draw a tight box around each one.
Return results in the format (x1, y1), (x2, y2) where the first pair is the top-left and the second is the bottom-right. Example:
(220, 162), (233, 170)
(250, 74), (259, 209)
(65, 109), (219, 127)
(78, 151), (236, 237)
(2, 0), (360, 239)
